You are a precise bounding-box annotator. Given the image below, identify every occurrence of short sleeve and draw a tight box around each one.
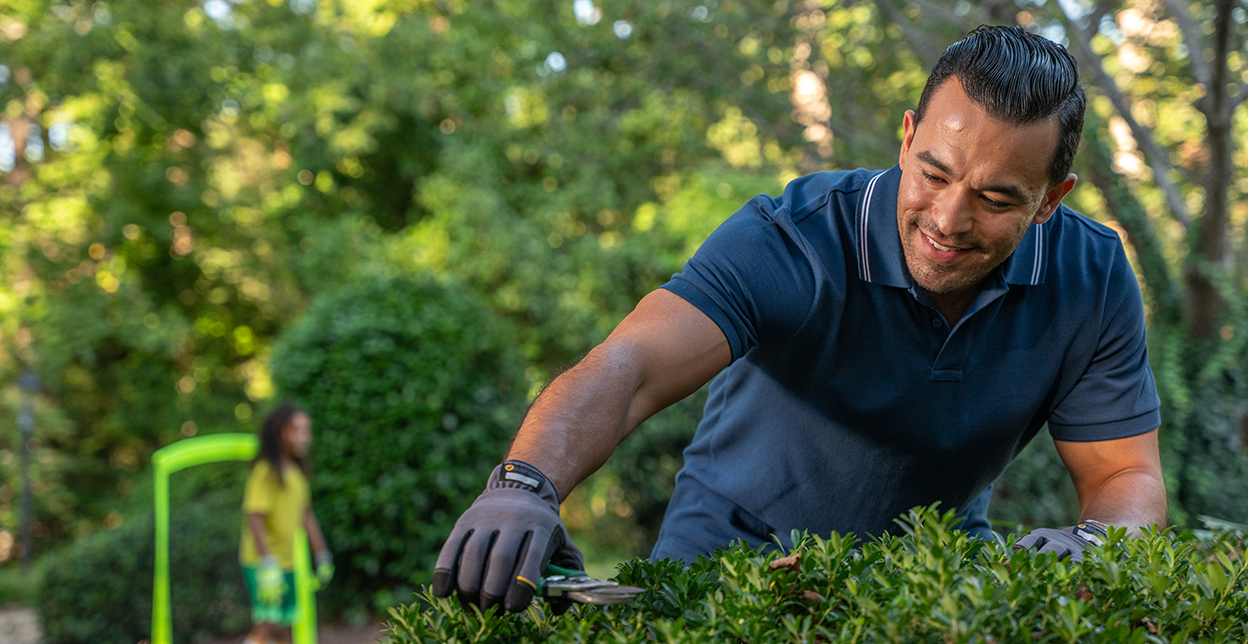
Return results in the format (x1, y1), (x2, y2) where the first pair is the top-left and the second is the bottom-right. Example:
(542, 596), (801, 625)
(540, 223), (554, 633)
(1047, 244), (1161, 441)
(242, 462), (276, 515)
(660, 194), (820, 361)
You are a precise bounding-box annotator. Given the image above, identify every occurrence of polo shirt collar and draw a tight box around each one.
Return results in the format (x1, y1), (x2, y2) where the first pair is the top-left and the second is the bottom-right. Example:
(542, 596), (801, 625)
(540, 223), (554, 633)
(1001, 213), (1049, 286)
(855, 165), (909, 288)
(854, 165), (1050, 288)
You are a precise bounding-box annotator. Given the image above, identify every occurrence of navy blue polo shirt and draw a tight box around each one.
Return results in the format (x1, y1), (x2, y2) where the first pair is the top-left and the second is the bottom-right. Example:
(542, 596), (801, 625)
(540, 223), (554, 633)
(652, 165), (1160, 561)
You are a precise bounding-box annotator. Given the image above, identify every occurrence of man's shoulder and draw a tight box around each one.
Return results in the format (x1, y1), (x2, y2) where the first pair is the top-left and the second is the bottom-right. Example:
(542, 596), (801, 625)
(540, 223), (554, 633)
(1052, 205), (1123, 244)
(776, 168), (883, 223)
(1042, 205), (1139, 300)
(1048, 205), (1129, 269)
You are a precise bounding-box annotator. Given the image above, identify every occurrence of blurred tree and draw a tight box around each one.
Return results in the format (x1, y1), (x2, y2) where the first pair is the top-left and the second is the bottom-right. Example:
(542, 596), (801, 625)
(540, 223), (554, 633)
(0, 0), (813, 558)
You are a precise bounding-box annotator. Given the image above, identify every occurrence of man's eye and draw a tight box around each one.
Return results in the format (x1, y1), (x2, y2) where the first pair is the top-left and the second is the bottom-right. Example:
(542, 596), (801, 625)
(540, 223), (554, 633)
(922, 171), (945, 184)
(981, 196), (1010, 210)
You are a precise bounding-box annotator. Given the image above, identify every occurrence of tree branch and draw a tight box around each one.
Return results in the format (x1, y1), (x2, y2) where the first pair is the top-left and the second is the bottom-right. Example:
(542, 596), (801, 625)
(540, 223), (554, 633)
(873, 0), (944, 70)
(1082, 118), (1182, 324)
(1163, 0), (1213, 91)
(1084, 0), (1118, 33)
(1058, 1), (1193, 229)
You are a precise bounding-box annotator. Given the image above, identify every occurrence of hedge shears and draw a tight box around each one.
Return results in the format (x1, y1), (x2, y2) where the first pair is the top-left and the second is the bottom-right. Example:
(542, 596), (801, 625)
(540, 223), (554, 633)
(532, 564), (645, 605)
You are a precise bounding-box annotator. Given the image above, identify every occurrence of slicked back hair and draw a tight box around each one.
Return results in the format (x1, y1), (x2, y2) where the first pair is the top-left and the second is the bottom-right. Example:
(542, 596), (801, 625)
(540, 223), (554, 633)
(915, 25), (1085, 188)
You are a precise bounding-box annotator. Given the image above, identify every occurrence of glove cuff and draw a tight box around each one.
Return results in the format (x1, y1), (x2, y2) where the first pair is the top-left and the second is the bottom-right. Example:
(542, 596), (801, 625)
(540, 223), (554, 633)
(315, 550), (333, 566)
(485, 460), (561, 513)
(259, 555), (280, 570)
(1072, 519), (1108, 546)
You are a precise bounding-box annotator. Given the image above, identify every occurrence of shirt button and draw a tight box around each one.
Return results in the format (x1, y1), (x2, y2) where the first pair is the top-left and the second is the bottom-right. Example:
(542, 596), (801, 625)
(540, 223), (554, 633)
(932, 319), (944, 328)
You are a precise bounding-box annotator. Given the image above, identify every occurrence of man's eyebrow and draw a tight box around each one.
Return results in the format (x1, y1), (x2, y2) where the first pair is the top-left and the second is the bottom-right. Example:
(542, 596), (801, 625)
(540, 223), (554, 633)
(976, 182), (1027, 203)
(916, 150), (952, 176)
(916, 150), (1027, 203)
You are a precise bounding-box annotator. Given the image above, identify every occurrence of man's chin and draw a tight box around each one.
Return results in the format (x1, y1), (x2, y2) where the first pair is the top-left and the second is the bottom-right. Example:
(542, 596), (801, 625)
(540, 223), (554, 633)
(910, 267), (982, 295)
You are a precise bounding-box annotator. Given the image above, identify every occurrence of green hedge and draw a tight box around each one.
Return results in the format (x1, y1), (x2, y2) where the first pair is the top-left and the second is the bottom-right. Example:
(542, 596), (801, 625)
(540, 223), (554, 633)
(384, 506), (1248, 643)
(37, 462), (249, 644)
(270, 274), (528, 613)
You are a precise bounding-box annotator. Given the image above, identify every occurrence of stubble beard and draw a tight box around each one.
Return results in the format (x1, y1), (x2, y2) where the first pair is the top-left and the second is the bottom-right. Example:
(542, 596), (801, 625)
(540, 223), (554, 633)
(899, 216), (993, 295)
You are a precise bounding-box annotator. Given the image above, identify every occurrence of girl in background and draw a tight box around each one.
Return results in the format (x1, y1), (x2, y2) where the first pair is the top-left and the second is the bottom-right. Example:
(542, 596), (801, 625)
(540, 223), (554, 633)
(240, 403), (334, 644)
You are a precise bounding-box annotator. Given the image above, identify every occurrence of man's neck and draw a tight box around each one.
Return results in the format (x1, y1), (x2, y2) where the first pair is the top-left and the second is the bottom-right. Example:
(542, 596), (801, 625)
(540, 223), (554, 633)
(927, 284), (983, 326)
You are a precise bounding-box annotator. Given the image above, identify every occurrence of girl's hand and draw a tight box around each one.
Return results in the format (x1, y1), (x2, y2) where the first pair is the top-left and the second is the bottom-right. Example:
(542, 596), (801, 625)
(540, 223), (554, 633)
(315, 550), (335, 587)
(257, 556), (287, 606)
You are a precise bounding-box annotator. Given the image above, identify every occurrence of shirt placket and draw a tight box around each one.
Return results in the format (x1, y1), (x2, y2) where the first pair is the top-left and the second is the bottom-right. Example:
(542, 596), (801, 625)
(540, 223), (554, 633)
(910, 276), (1009, 382)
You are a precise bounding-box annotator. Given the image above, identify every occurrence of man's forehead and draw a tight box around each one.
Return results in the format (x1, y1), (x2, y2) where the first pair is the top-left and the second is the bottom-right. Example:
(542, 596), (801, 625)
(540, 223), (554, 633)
(911, 82), (1057, 196)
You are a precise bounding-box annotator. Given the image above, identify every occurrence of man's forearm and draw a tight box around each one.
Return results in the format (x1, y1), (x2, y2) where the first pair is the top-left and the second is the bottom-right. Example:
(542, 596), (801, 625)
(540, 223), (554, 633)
(1078, 468), (1168, 537)
(505, 289), (731, 502)
(506, 341), (645, 501)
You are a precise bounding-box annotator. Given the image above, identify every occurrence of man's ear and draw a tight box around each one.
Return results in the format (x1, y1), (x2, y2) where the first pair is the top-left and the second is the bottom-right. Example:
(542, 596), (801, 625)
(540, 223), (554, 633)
(1034, 173), (1077, 224)
(899, 110), (917, 168)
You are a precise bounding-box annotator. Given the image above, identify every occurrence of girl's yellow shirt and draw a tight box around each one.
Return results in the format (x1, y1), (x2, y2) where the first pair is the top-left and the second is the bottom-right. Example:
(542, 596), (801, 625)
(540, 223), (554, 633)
(238, 460), (309, 570)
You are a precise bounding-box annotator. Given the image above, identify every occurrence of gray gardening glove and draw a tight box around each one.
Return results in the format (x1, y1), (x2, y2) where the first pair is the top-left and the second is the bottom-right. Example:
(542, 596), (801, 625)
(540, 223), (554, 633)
(432, 460), (584, 614)
(1014, 520), (1108, 563)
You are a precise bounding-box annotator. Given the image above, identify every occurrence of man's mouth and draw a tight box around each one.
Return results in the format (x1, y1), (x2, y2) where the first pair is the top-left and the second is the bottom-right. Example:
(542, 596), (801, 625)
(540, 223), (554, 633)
(924, 234), (970, 253)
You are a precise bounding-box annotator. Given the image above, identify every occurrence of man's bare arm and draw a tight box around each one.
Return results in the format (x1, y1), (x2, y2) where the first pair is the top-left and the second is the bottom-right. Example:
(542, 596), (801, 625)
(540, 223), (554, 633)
(506, 289), (732, 500)
(1054, 429), (1167, 536)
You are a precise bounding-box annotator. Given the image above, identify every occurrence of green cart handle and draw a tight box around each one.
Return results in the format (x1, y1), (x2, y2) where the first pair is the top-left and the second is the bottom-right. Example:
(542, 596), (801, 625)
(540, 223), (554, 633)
(151, 434), (318, 644)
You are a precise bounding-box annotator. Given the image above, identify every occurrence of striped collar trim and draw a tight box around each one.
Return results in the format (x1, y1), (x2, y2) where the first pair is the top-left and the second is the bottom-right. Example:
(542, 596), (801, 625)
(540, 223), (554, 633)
(855, 165), (1050, 287)
(1002, 215), (1050, 286)
(855, 166), (908, 287)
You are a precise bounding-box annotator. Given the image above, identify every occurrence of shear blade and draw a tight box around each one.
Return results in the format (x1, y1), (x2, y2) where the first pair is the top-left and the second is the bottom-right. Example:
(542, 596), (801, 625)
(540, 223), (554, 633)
(566, 584), (645, 605)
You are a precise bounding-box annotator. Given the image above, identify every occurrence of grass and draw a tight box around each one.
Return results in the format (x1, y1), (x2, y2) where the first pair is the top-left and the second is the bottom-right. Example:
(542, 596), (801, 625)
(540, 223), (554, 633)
(0, 563), (41, 608)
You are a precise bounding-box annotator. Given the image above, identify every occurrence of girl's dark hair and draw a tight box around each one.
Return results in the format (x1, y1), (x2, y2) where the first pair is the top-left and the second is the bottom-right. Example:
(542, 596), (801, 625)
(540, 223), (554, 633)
(254, 401), (311, 485)
(915, 25), (1085, 188)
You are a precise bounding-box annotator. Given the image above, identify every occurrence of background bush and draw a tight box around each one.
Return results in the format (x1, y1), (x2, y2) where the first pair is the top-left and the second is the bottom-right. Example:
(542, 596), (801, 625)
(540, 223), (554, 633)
(384, 506), (1248, 644)
(270, 274), (528, 614)
(989, 430), (1082, 531)
(37, 462), (249, 644)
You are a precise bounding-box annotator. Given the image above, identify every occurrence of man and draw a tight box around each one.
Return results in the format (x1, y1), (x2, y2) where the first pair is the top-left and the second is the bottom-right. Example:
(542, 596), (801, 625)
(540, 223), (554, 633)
(432, 26), (1167, 614)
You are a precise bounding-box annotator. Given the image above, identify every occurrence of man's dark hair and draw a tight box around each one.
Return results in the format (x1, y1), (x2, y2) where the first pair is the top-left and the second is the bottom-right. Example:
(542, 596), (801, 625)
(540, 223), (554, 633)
(915, 25), (1085, 188)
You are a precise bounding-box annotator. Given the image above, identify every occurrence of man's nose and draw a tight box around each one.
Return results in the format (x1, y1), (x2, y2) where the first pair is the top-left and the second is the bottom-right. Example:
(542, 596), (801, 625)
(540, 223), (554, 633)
(932, 188), (974, 236)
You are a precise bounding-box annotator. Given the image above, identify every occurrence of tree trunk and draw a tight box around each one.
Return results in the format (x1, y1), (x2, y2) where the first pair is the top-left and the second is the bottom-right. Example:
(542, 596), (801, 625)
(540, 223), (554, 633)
(1185, 0), (1236, 339)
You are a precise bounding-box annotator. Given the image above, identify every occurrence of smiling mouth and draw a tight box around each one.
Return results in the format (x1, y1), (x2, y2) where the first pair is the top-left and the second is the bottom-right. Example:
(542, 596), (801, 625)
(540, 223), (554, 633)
(924, 234), (971, 253)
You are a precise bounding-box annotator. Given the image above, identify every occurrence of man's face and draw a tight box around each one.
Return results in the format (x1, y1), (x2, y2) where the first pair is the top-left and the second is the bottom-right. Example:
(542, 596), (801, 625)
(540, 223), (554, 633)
(897, 80), (1075, 297)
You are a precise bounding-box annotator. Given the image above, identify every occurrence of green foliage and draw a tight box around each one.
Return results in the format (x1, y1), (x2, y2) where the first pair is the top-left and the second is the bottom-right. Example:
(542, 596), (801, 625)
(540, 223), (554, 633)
(36, 462), (249, 644)
(0, 562), (40, 607)
(270, 274), (528, 612)
(384, 505), (1248, 643)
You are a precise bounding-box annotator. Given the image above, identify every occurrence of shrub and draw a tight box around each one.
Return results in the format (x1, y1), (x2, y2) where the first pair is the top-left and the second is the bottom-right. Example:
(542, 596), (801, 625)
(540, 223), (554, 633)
(270, 274), (528, 613)
(383, 506), (1248, 643)
(37, 462), (249, 644)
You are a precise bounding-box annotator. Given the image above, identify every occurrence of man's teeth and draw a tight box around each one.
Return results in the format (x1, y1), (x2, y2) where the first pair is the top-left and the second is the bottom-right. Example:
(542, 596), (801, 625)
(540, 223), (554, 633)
(927, 235), (959, 252)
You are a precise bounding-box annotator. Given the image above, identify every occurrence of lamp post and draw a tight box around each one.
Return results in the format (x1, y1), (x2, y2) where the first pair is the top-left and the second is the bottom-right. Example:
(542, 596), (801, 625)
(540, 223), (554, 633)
(17, 369), (38, 572)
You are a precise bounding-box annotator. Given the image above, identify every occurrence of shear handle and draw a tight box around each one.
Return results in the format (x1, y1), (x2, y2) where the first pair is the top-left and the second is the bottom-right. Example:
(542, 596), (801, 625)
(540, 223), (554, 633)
(534, 563), (591, 596)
